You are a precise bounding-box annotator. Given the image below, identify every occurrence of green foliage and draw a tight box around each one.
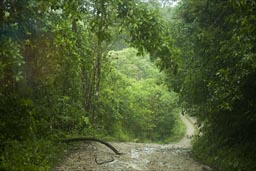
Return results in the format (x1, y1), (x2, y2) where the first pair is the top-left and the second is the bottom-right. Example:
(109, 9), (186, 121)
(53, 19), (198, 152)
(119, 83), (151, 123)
(98, 48), (180, 142)
(0, 0), (181, 170)
(166, 0), (256, 170)
(193, 134), (256, 171)
(0, 0), (89, 170)
(1, 139), (65, 171)
(165, 109), (186, 143)
(0, 96), (35, 142)
(110, 48), (164, 80)
(0, 36), (24, 85)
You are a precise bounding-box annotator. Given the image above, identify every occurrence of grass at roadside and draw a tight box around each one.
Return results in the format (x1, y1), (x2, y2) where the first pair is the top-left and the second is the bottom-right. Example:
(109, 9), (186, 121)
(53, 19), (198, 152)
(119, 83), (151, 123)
(166, 108), (186, 143)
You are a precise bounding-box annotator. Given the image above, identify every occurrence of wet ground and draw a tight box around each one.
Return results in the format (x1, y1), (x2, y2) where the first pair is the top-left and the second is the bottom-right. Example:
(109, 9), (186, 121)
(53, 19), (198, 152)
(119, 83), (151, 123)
(54, 114), (207, 171)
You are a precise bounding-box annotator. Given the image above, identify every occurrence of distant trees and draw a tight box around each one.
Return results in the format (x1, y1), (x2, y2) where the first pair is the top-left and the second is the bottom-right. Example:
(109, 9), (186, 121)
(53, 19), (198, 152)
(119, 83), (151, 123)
(99, 48), (179, 142)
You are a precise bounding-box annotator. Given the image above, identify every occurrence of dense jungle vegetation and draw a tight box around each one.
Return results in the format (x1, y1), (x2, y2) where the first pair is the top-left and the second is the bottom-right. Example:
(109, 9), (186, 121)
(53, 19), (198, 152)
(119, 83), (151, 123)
(0, 0), (256, 170)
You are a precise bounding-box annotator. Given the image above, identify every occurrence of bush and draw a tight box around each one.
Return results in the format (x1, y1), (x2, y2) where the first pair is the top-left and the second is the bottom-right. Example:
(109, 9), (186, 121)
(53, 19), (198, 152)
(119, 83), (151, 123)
(192, 135), (256, 171)
(0, 139), (65, 171)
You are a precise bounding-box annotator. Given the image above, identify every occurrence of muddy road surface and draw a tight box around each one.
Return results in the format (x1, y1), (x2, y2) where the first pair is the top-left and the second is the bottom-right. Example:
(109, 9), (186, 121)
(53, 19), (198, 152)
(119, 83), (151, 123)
(54, 114), (207, 171)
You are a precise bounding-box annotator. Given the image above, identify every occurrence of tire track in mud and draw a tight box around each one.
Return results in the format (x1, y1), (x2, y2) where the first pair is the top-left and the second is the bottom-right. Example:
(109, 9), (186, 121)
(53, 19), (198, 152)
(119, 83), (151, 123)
(54, 114), (207, 171)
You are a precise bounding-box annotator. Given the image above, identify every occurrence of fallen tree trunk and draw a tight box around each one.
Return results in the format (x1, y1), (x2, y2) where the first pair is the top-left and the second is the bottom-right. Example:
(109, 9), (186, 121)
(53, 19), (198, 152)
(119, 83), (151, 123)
(61, 137), (123, 155)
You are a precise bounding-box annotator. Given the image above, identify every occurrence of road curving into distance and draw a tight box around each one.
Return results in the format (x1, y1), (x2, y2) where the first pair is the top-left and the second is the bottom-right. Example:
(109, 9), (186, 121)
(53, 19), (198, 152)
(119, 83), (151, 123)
(54, 113), (208, 171)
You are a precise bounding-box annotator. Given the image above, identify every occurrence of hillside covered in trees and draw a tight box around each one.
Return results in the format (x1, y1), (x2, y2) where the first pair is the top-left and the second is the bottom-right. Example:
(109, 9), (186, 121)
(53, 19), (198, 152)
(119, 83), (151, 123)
(1, 0), (256, 171)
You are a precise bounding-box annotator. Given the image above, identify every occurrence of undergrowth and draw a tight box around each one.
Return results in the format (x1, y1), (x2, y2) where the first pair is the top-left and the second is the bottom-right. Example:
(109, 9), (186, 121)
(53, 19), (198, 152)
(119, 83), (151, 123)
(165, 109), (186, 143)
(0, 138), (66, 171)
(192, 135), (256, 171)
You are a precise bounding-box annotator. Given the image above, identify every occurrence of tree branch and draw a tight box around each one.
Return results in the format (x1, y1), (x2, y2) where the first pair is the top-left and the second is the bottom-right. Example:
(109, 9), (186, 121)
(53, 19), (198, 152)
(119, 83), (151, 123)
(61, 137), (123, 155)
(94, 156), (114, 165)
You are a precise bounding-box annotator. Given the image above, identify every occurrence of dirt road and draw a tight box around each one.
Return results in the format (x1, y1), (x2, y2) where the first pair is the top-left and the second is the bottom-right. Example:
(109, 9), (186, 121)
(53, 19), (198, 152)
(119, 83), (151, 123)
(54, 114), (205, 171)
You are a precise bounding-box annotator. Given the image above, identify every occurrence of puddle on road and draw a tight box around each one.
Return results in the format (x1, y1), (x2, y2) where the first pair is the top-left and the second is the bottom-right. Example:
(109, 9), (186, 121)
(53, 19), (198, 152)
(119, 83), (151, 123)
(131, 147), (155, 158)
(131, 148), (140, 159)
